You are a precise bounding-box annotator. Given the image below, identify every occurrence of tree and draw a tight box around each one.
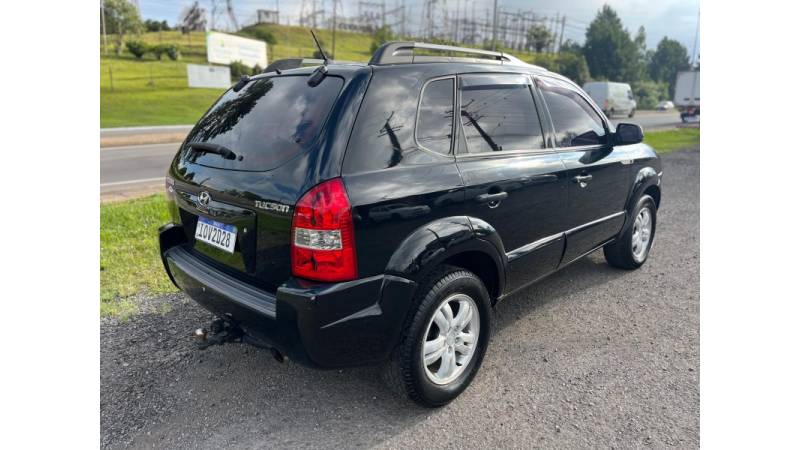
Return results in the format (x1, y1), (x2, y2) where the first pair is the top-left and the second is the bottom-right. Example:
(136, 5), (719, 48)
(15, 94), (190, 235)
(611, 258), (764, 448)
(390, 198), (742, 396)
(251, 28), (277, 58)
(648, 37), (690, 97)
(556, 53), (590, 86)
(526, 23), (553, 53)
(144, 19), (170, 32)
(632, 26), (650, 80)
(252, 28), (277, 46)
(125, 40), (148, 59)
(103, 0), (142, 55)
(559, 39), (583, 55)
(583, 5), (640, 82)
(631, 80), (669, 109)
(370, 26), (395, 54)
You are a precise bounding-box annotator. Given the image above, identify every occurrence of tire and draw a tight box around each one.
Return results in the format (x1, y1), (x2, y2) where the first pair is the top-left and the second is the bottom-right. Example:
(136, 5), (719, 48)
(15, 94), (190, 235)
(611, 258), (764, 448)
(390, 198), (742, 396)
(604, 195), (657, 270)
(391, 265), (492, 407)
(609, 108), (616, 118)
(628, 108), (636, 118)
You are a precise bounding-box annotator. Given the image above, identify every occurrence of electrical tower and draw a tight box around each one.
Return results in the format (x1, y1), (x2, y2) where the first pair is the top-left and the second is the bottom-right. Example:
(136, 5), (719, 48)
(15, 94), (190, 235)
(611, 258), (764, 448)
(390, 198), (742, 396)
(210, 0), (239, 31)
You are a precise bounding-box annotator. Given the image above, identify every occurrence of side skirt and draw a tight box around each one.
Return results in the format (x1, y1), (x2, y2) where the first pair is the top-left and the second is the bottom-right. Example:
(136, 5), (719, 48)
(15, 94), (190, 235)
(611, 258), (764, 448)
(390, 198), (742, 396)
(495, 238), (615, 303)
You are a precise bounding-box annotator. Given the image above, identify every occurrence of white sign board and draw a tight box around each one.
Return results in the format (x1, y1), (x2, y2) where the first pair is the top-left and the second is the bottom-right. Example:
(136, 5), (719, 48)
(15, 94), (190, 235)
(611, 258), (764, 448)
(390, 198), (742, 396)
(206, 31), (268, 68)
(187, 64), (231, 89)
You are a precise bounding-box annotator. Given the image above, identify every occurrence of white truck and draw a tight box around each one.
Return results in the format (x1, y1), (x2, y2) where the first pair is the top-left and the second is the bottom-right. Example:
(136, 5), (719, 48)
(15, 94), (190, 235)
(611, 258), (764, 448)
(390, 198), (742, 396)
(674, 71), (700, 122)
(582, 81), (637, 118)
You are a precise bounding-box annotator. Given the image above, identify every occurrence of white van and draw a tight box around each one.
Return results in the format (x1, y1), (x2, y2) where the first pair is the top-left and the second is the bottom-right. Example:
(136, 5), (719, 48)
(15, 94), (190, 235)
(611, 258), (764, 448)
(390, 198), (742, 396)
(582, 81), (637, 118)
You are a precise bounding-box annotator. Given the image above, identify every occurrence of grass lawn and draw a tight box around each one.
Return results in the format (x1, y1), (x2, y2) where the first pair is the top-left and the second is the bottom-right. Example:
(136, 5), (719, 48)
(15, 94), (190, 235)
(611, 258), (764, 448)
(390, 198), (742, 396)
(100, 194), (177, 318)
(644, 128), (700, 155)
(101, 55), (223, 128)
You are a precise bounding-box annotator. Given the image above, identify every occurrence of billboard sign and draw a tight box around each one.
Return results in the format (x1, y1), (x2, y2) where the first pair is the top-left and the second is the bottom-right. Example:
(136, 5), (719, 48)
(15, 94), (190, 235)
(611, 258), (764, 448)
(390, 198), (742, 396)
(187, 64), (231, 89)
(206, 31), (268, 68)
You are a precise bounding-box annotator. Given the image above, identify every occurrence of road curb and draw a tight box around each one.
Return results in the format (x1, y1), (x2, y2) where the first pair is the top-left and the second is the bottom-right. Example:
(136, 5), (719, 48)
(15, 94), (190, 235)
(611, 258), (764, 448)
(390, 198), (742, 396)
(100, 125), (193, 148)
(101, 132), (188, 148)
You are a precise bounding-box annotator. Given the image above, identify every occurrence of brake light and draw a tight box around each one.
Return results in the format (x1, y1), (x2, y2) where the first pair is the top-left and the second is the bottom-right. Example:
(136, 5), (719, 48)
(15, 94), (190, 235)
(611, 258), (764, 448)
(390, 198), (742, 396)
(291, 178), (357, 282)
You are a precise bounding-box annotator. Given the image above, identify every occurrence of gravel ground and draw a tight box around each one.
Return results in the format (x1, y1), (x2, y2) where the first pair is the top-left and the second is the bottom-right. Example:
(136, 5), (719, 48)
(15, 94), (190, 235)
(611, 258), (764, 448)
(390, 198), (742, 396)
(101, 149), (699, 449)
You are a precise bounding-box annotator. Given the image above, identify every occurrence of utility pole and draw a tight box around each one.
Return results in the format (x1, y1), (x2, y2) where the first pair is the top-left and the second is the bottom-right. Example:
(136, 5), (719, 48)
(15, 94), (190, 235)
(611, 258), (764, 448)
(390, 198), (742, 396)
(558, 15), (566, 53)
(402, 0), (406, 37)
(331, 0), (337, 59)
(454, 0), (460, 42)
(690, 8), (699, 68)
(491, 0), (498, 51)
(100, 0), (108, 54)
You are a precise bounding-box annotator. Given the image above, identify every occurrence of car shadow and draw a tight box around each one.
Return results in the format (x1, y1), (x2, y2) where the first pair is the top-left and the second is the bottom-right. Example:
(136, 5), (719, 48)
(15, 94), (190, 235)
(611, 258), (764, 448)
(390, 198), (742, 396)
(492, 251), (628, 333)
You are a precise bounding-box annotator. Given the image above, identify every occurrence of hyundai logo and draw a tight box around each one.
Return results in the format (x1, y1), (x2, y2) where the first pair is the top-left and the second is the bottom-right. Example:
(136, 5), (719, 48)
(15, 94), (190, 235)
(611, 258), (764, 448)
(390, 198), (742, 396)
(198, 191), (211, 207)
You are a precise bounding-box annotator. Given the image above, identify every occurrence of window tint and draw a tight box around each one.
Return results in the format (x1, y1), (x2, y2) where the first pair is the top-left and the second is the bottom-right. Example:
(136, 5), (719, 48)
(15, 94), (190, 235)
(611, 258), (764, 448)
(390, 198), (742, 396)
(459, 74), (544, 153)
(184, 75), (343, 171)
(538, 77), (606, 148)
(416, 78), (454, 154)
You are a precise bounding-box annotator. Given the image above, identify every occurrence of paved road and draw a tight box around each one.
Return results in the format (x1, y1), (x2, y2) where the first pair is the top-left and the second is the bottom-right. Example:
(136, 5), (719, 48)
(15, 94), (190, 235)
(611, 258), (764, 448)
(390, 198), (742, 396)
(100, 143), (178, 200)
(610, 110), (683, 131)
(100, 111), (683, 199)
(100, 149), (699, 449)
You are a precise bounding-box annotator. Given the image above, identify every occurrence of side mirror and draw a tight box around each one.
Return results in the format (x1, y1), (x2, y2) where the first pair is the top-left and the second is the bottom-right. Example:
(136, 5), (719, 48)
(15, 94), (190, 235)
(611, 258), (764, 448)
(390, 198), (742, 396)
(614, 123), (644, 146)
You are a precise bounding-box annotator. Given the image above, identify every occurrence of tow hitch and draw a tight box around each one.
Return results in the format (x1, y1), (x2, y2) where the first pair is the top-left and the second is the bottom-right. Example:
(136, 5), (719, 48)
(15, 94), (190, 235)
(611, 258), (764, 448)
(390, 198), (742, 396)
(192, 317), (287, 363)
(193, 317), (243, 350)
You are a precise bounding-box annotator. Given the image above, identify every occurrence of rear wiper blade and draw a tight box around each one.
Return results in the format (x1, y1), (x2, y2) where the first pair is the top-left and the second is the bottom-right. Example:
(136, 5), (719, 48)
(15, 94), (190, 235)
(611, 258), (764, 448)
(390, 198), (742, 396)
(187, 142), (237, 160)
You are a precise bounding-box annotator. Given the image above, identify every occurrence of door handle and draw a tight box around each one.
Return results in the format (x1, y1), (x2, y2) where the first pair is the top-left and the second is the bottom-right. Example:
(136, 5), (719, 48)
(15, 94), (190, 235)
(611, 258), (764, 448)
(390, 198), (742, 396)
(476, 191), (508, 204)
(572, 174), (593, 183)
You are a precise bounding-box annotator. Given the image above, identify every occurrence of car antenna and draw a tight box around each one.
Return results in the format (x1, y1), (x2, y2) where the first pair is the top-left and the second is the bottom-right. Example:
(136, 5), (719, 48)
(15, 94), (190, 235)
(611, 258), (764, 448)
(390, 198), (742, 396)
(306, 30), (330, 87)
(309, 29), (329, 65)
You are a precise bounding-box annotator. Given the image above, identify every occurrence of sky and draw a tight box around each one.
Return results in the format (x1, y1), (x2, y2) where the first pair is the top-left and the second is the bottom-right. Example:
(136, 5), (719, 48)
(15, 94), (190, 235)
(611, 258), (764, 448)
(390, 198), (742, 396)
(138, 0), (699, 57)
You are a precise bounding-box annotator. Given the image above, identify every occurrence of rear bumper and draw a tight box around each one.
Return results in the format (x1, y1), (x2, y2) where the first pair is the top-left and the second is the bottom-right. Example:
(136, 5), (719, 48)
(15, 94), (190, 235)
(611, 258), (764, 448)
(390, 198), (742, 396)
(159, 224), (418, 368)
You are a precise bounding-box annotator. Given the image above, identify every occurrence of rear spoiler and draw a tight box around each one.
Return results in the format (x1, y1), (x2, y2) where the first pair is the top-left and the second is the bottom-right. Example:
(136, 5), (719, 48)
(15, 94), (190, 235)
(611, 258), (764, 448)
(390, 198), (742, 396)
(263, 58), (325, 73)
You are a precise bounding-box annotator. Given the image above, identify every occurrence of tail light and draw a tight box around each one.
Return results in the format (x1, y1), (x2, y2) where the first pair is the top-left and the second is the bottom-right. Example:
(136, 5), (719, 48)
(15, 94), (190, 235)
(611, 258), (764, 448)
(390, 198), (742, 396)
(603, 99), (609, 110)
(291, 178), (357, 282)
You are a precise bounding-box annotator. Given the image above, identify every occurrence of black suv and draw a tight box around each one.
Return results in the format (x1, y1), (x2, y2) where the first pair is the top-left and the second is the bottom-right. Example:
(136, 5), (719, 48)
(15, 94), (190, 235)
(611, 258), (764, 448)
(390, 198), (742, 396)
(159, 42), (662, 407)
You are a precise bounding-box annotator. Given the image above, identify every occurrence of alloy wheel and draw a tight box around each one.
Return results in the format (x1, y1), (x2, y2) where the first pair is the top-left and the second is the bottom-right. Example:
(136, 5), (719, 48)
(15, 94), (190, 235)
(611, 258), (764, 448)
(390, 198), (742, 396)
(421, 293), (481, 385)
(631, 207), (653, 262)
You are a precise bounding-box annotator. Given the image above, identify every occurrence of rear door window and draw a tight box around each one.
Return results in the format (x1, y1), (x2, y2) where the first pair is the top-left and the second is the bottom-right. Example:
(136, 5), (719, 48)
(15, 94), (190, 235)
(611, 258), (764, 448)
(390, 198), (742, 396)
(538, 77), (607, 148)
(458, 74), (545, 154)
(416, 78), (455, 155)
(183, 75), (344, 171)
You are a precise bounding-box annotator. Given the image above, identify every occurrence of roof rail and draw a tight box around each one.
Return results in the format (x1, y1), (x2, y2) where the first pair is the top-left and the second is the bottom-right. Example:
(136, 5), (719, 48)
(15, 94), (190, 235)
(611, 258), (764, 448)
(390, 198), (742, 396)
(368, 41), (534, 68)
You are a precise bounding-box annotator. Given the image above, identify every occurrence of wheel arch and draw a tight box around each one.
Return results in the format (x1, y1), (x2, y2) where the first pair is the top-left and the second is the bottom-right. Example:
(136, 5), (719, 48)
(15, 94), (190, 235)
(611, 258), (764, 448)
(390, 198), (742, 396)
(384, 216), (507, 302)
(619, 166), (661, 236)
(643, 184), (661, 209)
(626, 166), (661, 212)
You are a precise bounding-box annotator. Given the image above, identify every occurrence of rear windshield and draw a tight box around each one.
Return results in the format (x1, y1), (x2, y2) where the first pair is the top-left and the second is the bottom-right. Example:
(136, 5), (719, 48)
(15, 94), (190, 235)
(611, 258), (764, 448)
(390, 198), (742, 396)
(182, 74), (344, 171)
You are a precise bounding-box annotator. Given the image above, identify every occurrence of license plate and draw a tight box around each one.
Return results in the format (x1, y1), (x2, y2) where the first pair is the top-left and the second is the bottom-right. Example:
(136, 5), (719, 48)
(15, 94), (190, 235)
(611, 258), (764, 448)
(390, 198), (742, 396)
(195, 216), (237, 253)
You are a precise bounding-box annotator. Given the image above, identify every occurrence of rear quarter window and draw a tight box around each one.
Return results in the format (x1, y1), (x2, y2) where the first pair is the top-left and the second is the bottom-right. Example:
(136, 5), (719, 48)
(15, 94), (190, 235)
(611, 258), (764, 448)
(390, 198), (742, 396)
(416, 78), (455, 155)
(183, 75), (344, 171)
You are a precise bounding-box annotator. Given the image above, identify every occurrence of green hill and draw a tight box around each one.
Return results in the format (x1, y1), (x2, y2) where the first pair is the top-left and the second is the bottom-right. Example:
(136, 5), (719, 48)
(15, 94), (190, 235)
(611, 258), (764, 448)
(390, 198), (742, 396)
(100, 24), (555, 128)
